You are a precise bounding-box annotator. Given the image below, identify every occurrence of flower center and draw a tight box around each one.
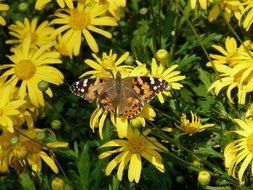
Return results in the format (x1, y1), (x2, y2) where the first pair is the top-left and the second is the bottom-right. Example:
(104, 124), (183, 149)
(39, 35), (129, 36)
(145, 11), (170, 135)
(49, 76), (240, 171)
(127, 136), (146, 154)
(13, 143), (28, 159)
(69, 9), (90, 30)
(23, 141), (42, 154)
(247, 132), (253, 152)
(102, 55), (114, 70)
(15, 60), (36, 80)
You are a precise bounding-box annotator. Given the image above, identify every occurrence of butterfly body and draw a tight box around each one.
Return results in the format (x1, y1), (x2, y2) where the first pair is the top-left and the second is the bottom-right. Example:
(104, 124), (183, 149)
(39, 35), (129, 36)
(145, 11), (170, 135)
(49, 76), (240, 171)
(70, 72), (168, 119)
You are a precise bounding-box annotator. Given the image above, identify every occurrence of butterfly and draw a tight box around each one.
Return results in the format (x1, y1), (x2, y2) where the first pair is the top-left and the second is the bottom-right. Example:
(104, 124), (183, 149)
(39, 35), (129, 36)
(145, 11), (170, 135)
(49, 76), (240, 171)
(70, 72), (168, 119)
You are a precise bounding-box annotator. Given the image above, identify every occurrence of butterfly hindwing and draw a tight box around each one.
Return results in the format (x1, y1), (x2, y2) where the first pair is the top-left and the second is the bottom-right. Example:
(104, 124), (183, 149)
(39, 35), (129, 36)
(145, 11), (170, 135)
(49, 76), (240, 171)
(118, 87), (144, 119)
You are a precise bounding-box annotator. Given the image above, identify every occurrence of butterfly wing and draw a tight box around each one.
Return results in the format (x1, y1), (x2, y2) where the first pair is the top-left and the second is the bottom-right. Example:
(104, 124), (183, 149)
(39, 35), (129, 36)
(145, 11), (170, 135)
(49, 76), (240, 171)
(70, 78), (113, 102)
(124, 76), (168, 101)
(117, 88), (144, 119)
(97, 89), (117, 113)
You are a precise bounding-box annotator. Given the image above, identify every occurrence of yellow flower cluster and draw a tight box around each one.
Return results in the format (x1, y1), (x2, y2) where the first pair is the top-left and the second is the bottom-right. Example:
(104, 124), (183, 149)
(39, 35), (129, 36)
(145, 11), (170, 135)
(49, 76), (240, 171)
(190, 0), (253, 31)
(0, 0), (69, 174)
(207, 36), (253, 104)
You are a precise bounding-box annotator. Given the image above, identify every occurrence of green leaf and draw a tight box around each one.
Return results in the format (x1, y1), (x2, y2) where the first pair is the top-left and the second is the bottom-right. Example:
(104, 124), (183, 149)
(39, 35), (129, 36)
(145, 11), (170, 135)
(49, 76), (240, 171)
(77, 144), (90, 190)
(18, 173), (35, 190)
(194, 147), (223, 158)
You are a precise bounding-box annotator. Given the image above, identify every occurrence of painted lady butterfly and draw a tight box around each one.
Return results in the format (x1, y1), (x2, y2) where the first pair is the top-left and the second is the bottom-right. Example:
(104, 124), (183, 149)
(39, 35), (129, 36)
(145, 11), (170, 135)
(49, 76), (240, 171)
(70, 72), (168, 119)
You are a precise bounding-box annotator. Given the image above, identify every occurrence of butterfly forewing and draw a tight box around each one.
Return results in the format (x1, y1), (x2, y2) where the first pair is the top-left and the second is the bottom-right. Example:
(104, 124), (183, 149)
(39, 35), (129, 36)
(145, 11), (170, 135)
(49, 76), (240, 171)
(70, 78), (113, 102)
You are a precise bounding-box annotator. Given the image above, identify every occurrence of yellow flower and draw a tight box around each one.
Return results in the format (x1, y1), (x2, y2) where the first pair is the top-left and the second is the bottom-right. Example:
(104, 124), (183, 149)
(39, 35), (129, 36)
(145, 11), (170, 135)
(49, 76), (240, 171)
(96, 0), (126, 20)
(35, 0), (73, 10)
(6, 18), (55, 48)
(207, 37), (253, 71)
(190, 0), (207, 10)
(51, 0), (118, 54)
(208, 1), (242, 23)
(0, 2), (9, 26)
(99, 127), (168, 183)
(208, 63), (253, 104)
(0, 128), (68, 173)
(178, 111), (214, 136)
(80, 50), (132, 78)
(0, 36), (64, 107)
(224, 119), (253, 183)
(207, 37), (253, 104)
(151, 58), (185, 103)
(0, 85), (28, 133)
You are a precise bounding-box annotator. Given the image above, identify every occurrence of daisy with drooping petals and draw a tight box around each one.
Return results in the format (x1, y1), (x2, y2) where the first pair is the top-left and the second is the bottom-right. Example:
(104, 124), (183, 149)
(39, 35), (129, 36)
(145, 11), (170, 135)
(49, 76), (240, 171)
(178, 111), (214, 136)
(0, 128), (68, 173)
(224, 119), (253, 183)
(99, 127), (168, 183)
(6, 18), (55, 48)
(0, 36), (64, 107)
(35, 0), (73, 10)
(0, 2), (9, 26)
(151, 58), (185, 103)
(51, 0), (118, 55)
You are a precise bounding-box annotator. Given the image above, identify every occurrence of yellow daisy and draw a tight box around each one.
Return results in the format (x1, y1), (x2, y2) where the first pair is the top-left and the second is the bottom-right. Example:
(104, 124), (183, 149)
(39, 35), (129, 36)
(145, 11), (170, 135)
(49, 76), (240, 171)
(178, 111), (214, 136)
(207, 37), (253, 71)
(151, 58), (185, 103)
(99, 127), (168, 183)
(0, 85), (28, 133)
(208, 0), (242, 23)
(6, 18), (55, 48)
(51, 0), (118, 54)
(0, 2), (9, 26)
(0, 36), (64, 107)
(0, 128), (68, 173)
(224, 119), (253, 183)
(80, 50), (132, 78)
(91, 102), (156, 139)
(208, 62), (253, 104)
(35, 0), (73, 10)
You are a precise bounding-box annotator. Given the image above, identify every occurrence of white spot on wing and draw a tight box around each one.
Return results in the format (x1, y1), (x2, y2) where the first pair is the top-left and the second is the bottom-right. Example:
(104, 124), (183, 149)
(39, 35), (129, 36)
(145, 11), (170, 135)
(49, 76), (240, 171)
(83, 79), (88, 87)
(150, 77), (155, 84)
